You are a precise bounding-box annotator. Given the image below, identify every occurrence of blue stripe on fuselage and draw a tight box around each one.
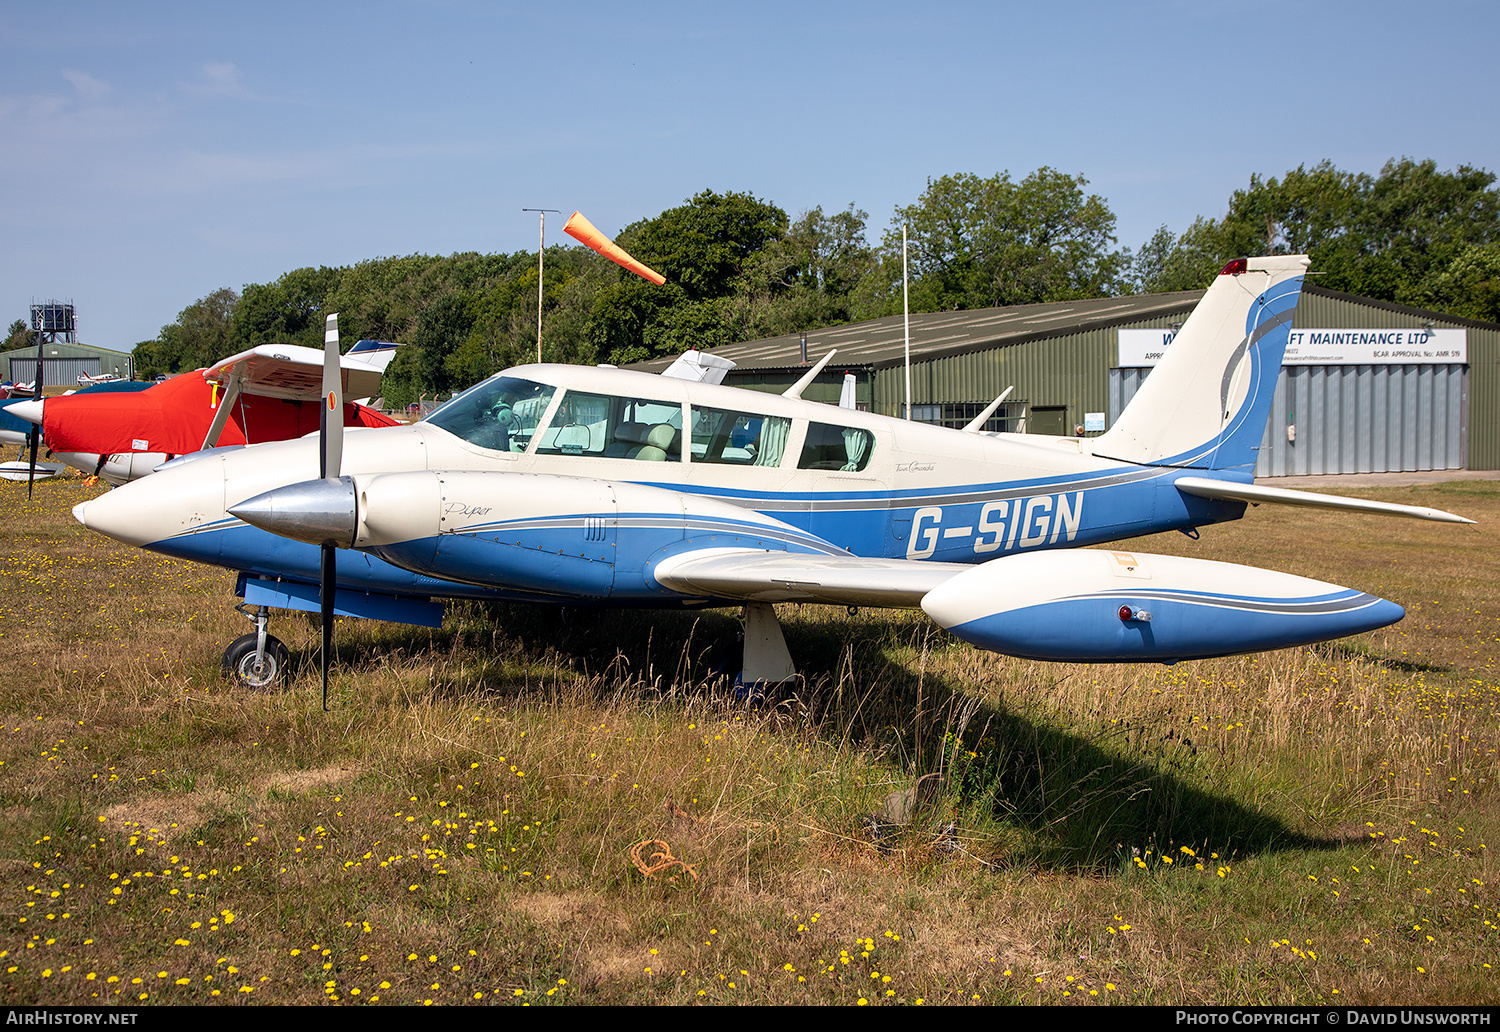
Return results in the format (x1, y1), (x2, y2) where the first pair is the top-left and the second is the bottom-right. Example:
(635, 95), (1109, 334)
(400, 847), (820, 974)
(644, 465), (1246, 563)
(138, 464), (1249, 602)
(372, 510), (849, 601)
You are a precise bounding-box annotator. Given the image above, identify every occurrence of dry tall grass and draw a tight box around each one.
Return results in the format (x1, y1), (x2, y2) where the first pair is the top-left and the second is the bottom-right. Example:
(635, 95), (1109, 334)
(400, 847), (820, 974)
(1, 475), (1495, 1005)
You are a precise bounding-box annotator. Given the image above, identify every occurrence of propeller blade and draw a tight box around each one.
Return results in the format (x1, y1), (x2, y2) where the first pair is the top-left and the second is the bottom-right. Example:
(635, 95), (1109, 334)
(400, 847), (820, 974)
(318, 313), (345, 711)
(26, 426), (39, 500)
(321, 314), (343, 481)
(33, 328), (44, 398)
(27, 331), (44, 499)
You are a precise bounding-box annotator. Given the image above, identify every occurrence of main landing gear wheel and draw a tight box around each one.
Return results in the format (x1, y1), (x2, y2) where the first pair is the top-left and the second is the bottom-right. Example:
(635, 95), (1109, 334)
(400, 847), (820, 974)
(222, 633), (291, 690)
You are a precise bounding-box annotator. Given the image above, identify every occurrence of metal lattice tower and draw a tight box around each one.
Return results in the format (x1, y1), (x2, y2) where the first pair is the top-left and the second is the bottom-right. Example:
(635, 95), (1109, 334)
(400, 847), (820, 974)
(30, 299), (77, 345)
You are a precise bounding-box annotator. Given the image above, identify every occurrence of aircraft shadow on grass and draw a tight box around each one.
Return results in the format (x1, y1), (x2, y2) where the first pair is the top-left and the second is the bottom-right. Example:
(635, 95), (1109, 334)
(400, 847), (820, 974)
(276, 600), (1342, 873)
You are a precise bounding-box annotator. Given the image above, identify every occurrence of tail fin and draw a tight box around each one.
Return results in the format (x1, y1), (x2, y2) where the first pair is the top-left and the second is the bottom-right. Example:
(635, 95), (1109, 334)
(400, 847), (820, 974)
(1093, 254), (1308, 472)
(343, 339), (403, 375)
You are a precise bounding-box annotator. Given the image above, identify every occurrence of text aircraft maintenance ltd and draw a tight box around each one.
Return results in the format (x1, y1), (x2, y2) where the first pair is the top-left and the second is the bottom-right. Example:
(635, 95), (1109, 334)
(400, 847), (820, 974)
(71, 251), (1472, 696)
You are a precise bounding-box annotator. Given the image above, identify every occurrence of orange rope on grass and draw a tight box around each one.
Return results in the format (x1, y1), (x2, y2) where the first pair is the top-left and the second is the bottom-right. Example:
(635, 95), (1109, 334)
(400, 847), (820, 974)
(629, 839), (698, 883)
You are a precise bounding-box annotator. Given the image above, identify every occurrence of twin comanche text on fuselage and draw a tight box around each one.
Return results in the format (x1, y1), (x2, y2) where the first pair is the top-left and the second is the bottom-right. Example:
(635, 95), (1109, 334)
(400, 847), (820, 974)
(72, 255), (1473, 686)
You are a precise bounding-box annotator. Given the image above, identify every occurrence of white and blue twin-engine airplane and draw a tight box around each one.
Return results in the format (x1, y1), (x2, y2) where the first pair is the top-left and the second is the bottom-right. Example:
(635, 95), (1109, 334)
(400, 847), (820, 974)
(73, 255), (1471, 692)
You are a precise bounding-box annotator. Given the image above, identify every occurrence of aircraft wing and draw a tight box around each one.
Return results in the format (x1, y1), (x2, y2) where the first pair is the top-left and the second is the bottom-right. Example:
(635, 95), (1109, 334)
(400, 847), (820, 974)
(645, 544), (1406, 663)
(203, 344), (391, 401)
(652, 548), (962, 606)
(1173, 476), (1474, 524)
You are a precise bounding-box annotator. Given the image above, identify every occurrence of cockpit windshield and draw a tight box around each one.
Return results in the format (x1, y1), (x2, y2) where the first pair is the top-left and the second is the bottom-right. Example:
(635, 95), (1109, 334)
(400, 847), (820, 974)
(424, 375), (557, 453)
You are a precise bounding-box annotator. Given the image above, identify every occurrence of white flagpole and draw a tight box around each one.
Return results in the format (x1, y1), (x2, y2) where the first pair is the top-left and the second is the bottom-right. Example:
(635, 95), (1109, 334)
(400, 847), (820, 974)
(903, 223), (911, 419)
(523, 208), (560, 362)
(537, 212), (545, 363)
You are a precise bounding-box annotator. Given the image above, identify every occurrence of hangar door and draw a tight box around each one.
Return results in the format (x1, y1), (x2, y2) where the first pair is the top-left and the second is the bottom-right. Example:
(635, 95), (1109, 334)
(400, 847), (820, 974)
(8, 357), (100, 389)
(1108, 363), (1467, 476)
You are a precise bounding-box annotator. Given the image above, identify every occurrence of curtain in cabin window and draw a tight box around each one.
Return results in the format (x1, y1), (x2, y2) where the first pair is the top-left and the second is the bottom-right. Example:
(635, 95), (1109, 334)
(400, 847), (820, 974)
(754, 417), (791, 467)
(841, 427), (870, 471)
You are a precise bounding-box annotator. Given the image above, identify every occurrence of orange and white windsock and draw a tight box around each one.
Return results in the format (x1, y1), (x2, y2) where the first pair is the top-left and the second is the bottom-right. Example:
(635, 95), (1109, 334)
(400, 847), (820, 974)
(564, 211), (666, 285)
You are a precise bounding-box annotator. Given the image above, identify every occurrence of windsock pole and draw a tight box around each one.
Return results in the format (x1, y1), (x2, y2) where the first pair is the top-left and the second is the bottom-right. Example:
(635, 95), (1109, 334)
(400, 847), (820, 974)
(523, 208), (560, 362)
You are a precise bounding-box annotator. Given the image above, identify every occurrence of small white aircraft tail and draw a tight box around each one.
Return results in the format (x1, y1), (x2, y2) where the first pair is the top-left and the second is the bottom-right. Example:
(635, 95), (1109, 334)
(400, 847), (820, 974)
(1093, 255), (1309, 472)
(838, 373), (857, 409)
(660, 349), (735, 385)
(342, 339), (404, 375)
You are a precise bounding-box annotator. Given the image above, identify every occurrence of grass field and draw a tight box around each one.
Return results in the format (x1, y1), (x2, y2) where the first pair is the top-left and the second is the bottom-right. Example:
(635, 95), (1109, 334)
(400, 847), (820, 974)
(0, 473), (1496, 1006)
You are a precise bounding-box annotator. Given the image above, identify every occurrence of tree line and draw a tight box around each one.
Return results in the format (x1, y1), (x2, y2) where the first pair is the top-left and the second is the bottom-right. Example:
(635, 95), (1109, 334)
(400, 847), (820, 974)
(104, 158), (1499, 410)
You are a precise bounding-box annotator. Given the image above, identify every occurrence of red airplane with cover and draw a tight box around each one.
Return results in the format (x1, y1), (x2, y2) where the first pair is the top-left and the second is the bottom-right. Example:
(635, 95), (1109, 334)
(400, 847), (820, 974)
(14, 339), (403, 484)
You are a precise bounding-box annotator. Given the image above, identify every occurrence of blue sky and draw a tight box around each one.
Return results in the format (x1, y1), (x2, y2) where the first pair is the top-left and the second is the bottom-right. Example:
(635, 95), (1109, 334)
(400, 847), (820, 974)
(4, 1), (1497, 351)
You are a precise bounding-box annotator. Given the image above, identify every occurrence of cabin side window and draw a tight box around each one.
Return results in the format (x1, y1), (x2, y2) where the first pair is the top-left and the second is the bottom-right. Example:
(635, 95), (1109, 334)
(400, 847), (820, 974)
(688, 406), (791, 467)
(797, 421), (874, 472)
(533, 391), (684, 461)
(423, 376), (556, 453)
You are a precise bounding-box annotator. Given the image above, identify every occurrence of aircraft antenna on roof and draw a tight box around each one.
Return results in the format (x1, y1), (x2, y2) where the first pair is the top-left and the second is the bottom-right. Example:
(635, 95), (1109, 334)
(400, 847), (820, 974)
(961, 386), (1014, 434)
(783, 349), (837, 399)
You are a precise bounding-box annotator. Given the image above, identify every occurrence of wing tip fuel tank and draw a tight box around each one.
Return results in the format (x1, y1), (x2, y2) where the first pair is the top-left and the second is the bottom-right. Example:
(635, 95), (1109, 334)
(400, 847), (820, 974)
(920, 549), (1404, 663)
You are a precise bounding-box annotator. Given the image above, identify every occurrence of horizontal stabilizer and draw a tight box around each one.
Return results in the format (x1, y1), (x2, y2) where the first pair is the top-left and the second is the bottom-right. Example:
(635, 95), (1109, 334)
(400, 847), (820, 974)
(0, 460), (65, 482)
(1174, 477), (1474, 524)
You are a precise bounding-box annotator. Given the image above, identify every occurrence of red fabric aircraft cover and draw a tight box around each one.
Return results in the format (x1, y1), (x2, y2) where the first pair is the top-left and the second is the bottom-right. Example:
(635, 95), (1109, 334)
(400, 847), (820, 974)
(42, 372), (400, 455)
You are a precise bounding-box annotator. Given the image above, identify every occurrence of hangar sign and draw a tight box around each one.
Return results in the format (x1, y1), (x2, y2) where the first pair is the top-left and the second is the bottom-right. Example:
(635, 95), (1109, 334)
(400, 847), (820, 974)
(1282, 329), (1466, 365)
(1117, 329), (1178, 366)
(1119, 328), (1467, 367)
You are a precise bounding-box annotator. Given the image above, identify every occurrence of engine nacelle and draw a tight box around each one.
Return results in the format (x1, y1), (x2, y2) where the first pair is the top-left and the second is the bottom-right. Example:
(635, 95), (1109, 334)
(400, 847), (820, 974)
(920, 548), (1403, 663)
(350, 470), (838, 602)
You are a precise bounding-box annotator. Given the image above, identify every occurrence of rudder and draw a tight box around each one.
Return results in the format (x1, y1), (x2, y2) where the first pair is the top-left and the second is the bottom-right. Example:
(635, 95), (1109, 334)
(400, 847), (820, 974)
(1093, 255), (1309, 472)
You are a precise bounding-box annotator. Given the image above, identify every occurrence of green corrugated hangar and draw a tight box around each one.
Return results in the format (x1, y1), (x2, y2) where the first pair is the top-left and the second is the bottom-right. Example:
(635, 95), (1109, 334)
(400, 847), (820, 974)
(635, 285), (1498, 476)
(1, 341), (135, 387)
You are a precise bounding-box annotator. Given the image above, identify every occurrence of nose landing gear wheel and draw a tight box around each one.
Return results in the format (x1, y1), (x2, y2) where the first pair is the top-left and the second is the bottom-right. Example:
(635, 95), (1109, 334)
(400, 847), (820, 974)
(222, 633), (291, 690)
